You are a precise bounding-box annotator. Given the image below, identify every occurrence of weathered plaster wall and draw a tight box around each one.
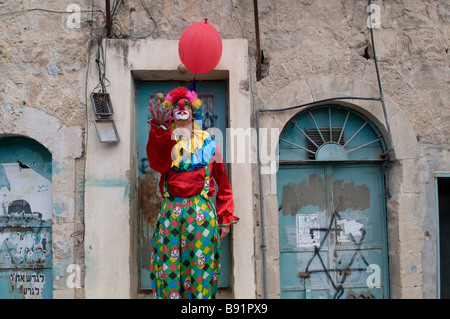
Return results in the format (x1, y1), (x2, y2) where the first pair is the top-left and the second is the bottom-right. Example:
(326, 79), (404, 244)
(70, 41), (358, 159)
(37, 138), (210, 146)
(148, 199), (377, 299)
(249, 0), (449, 299)
(0, 0), (96, 127)
(0, 105), (83, 298)
(0, 0), (90, 298)
(1, 0), (448, 298)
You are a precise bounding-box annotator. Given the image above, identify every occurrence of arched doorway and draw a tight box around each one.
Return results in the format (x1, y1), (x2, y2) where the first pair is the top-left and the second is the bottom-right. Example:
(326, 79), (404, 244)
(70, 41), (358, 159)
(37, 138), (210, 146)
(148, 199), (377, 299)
(0, 136), (53, 299)
(277, 105), (389, 299)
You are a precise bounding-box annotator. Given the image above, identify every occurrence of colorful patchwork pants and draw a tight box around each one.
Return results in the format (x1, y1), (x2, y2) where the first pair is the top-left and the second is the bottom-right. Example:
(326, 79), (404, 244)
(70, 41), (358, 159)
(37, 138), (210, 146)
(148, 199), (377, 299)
(149, 194), (221, 299)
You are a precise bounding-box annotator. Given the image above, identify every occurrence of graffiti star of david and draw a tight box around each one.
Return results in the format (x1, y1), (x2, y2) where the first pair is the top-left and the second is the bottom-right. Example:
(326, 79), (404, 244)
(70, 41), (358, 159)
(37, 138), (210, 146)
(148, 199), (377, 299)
(300, 210), (370, 299)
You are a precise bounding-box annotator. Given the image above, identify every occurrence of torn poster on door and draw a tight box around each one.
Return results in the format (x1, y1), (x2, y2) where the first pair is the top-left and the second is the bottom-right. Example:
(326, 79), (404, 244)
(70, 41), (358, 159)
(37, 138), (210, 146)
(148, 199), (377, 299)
(337, 218), (364, 243)
(296, 214), (321, 247)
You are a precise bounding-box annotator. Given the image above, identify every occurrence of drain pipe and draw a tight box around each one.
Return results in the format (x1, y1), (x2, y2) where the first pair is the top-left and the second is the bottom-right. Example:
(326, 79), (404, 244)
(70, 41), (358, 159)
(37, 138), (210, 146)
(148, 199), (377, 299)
(253, 0), (262, 81)
(256, 111), (268, 299)
(368, 0), (394, 158)
(105, 0), (112, 37)
(254, 0), (267, 298)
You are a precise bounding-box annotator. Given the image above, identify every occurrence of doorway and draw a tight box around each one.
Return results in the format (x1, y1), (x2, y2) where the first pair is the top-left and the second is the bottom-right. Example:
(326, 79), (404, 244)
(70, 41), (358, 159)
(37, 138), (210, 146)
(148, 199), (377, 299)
(277, 105), (390, 299)
(437, 177), (450, 299)
(0, 136), (53, 299)
(135, 80), (233, 293)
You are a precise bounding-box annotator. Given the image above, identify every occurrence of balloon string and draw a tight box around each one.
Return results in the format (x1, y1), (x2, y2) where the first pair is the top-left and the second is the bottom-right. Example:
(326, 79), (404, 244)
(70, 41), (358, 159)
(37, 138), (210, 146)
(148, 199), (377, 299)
(205, 18), (208, 23)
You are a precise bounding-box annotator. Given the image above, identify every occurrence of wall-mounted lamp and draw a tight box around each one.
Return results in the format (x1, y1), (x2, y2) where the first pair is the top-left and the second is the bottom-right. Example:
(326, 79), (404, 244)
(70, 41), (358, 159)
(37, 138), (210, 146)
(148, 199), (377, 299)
(90, 92), (120, 143)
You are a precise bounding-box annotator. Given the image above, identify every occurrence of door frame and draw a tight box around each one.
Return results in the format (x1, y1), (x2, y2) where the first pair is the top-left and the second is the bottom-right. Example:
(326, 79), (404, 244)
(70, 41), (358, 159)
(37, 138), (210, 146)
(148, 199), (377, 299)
(435, 173), (450, 299)
(85, 38), (254, 298)
(135, 80), (233, 293)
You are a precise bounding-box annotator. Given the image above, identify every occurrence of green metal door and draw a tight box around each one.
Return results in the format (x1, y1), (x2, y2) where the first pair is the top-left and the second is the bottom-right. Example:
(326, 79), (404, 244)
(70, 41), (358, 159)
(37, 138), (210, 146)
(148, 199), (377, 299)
(277, 106), (389, 299)
(0, 137), (53, 299)
(136, 80), (232, 292)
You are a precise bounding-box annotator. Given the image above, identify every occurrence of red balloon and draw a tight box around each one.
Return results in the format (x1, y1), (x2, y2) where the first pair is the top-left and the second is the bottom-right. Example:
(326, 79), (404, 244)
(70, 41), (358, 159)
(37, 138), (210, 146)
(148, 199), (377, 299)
(178, 20), (223, 74)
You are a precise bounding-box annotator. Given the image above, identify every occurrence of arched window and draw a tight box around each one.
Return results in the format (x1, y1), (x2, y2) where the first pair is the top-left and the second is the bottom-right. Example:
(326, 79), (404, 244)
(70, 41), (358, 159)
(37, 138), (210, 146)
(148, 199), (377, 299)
(279, 105), (388, 162)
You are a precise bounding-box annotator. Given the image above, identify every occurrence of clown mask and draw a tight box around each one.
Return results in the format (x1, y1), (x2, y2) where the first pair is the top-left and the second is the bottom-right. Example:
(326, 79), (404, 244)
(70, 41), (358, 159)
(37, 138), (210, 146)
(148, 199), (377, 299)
(173, 99), (192, 122)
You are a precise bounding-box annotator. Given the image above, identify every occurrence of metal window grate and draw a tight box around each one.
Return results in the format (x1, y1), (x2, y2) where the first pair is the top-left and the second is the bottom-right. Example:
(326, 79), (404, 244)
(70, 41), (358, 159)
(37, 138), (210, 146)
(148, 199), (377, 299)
(91, 92), (114, 118)
(305, 128), (345, 160)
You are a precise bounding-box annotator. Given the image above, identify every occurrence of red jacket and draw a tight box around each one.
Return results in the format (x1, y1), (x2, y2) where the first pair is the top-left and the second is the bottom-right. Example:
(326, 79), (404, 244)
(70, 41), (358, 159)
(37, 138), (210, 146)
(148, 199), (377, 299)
(146, 123), (238, 226)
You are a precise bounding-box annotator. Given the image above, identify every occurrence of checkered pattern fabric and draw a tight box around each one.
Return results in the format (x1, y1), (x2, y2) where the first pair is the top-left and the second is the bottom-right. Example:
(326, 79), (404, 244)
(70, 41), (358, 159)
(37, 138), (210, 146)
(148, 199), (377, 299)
(150, 195), (220, 299)
(150, 165), (221, 299)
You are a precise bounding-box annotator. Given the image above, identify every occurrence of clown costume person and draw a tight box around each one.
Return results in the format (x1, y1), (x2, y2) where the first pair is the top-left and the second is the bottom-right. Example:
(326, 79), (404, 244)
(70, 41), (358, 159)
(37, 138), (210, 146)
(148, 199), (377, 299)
(146, 86), (239, 299)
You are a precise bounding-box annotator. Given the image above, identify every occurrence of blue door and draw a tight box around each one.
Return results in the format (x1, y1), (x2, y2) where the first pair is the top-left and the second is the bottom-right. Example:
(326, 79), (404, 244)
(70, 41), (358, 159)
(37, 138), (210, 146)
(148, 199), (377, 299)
(277, 106), (389, 299)
(0, 136), (53, 299)
(136, 80), (232, 292)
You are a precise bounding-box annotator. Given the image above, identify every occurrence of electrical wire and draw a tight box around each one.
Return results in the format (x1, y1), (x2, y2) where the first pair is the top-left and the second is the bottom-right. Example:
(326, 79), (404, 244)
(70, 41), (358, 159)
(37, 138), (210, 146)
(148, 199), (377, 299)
(230, 0), (245, 38)
(93, 31), (110, 93)
(71, 0), (122, 245)
(91, 1), (128, 93)
(111, 0), (125, 17)
(110, 0), (125, 37)
(139, 0), (158, 38)
(0, 7), (104, 18)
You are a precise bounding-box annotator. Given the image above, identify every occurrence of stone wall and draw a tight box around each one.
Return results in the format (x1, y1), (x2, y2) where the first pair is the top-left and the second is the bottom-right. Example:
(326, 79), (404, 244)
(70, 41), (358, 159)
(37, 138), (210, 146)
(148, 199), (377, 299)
(0, 0), (92, 298)
(1, 0), (449, 298)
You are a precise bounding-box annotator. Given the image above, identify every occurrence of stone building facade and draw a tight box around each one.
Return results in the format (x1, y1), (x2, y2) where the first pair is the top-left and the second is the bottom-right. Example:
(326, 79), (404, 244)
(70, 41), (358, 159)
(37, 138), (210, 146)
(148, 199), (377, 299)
(0, 0), (449, 299)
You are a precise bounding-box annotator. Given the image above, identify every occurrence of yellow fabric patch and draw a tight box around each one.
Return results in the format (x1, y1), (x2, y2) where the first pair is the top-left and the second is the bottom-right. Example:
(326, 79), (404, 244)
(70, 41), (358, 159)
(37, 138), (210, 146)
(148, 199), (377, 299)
(171, 127), (210, 168)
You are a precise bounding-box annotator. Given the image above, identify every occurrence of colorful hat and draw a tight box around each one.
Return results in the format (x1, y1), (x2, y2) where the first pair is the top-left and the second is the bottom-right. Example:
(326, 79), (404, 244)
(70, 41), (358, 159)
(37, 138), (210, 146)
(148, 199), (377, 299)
(163, 86), (203, 121)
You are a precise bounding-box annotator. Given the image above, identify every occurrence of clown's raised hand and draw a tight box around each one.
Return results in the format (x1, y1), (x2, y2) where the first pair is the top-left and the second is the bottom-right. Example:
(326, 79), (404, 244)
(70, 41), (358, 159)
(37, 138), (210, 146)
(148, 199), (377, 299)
(149, 99), (172, 126)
